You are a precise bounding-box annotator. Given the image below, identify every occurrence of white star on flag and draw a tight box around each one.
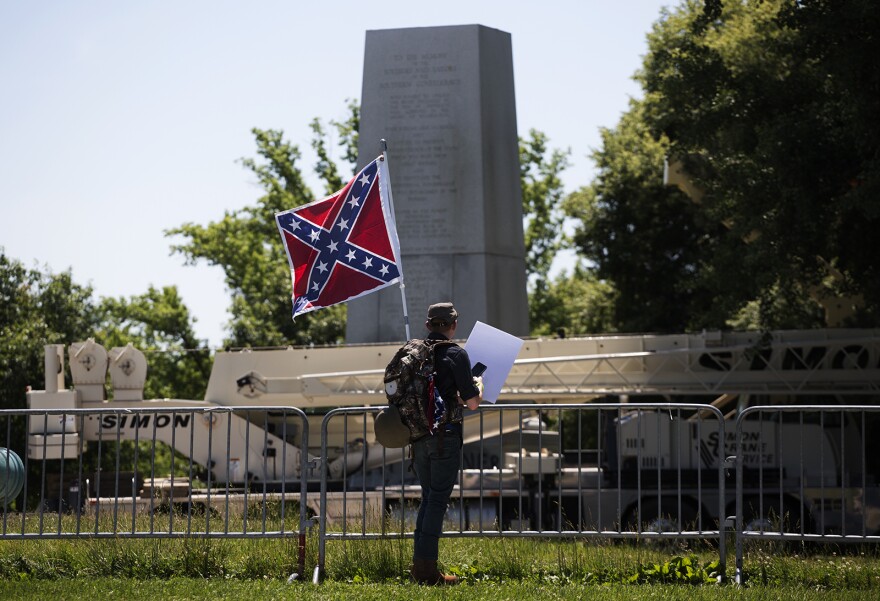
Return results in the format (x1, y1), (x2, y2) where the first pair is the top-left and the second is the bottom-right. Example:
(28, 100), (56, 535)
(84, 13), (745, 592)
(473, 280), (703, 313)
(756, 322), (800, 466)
(317, 261), (328, 273)
(363, 257), (373, 269)
(346, 249), (356, 262)
(337, 218), (349, 231)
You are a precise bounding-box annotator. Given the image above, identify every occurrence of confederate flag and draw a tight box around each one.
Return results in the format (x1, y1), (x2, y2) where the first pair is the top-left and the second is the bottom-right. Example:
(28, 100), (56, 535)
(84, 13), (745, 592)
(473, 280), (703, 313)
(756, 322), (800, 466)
(275, 156), (403, 319)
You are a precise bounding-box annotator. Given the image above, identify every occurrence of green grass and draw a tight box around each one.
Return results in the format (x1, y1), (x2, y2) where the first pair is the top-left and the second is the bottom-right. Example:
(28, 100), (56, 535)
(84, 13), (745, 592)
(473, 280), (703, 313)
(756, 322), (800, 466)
(1, 534), (879, 596)
(1, 579), (879, 601)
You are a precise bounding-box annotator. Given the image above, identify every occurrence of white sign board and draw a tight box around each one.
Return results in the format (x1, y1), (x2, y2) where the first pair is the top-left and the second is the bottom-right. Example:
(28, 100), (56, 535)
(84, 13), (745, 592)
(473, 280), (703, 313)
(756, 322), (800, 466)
(463, 321), (524, 403)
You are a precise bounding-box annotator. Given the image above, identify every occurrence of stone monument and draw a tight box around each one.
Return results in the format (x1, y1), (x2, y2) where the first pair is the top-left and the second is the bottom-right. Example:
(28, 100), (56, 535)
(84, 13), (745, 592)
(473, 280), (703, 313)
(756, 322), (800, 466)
(346, 25), (529, 343)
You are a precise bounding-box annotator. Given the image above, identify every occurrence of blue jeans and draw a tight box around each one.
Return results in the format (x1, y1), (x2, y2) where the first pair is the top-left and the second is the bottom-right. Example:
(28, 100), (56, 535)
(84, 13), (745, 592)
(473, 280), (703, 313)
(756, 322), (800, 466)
(412, 431), (462, 560)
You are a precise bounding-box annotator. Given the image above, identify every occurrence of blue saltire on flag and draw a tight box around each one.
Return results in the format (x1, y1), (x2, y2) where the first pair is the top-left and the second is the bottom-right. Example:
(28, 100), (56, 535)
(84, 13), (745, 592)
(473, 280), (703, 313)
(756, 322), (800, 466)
(275, 156), (402, 318)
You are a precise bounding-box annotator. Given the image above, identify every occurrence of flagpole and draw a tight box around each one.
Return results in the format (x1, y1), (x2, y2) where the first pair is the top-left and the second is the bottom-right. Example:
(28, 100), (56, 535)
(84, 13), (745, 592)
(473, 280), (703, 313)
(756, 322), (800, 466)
(380, 139), (411, 341)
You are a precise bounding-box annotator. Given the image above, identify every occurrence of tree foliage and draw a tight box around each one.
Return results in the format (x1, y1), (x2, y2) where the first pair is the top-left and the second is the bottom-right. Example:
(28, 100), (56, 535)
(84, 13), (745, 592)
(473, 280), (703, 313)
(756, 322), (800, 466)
(168, 127), (348, 348)
(528, 264), (617, 337)
(310, 98), (360, 196)
(1, 252), (209, 485)
(567, 0), (880, 331)
(520, 129), (583, 334)
(638, 0), (879, 327)
(1, 251), (212, 409)
(566, 103), (715, 332)
(520, 129), (571, 284)
(0, 252), (97, 410)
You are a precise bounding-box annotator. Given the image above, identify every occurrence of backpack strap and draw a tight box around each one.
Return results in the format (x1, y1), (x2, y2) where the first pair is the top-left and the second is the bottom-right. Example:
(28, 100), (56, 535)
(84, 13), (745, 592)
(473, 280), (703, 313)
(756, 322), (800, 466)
(407, 444), (416, 474)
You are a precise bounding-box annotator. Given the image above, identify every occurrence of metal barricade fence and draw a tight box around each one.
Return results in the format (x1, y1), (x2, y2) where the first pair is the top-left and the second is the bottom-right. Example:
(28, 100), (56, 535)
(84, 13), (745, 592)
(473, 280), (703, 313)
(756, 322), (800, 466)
(13, 402), (879, 583)
(733, 405), (880, 584)
(315, 403), (727, 582)
(0, 407), (311, 575)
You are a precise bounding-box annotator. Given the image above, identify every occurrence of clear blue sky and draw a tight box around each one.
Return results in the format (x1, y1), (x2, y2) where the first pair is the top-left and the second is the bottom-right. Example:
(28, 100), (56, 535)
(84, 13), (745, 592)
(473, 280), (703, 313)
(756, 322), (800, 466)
(0, 1), (672, 347)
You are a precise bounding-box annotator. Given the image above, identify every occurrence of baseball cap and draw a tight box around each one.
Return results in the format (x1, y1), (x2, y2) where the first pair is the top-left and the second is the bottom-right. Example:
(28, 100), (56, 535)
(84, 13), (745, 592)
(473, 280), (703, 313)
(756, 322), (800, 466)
(427, 302), (458, 324)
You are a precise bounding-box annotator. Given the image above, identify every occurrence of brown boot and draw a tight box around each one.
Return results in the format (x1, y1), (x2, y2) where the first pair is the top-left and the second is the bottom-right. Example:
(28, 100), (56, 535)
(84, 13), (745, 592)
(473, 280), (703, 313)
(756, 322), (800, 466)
(410, 559), (459, 585)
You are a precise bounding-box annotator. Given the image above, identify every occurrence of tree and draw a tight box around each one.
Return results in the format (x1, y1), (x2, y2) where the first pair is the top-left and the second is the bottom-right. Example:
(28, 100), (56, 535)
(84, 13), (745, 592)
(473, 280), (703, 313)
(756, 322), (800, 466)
(0, 251), (98, 411)
(528, 264), (617, 337)
(637, 0), (880, 327)
(310, 97), (360, 196)
(519, 130), (595, 335)
(520, 129), (571, 284)
(168, 125), (352, 348)
(565, 102), (716, 332)
(1, 251), (211, 484)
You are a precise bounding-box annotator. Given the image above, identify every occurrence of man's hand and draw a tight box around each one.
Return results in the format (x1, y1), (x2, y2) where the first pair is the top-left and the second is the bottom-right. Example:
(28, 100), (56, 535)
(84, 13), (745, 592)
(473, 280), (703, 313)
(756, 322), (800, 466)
(462, 376), (483, 411)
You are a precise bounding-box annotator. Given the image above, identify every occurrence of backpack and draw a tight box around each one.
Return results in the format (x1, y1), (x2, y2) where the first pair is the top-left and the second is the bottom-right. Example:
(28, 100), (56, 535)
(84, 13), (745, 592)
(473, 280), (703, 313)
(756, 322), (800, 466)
(380, 338), (457, 445)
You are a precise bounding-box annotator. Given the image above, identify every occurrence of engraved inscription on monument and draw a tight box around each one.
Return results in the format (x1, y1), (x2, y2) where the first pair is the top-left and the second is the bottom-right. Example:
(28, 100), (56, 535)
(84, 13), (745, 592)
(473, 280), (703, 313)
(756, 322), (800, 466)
(381, 51), (462, 251)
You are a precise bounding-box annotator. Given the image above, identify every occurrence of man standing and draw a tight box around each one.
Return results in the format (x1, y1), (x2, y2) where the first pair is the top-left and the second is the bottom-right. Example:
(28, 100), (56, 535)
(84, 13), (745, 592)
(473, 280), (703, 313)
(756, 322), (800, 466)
(410, 302), (482, 585)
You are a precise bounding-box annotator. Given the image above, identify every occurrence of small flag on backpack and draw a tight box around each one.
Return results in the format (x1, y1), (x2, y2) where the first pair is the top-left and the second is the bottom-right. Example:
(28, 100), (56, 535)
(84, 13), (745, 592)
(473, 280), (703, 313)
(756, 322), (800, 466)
(430, 388), (448, 434)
